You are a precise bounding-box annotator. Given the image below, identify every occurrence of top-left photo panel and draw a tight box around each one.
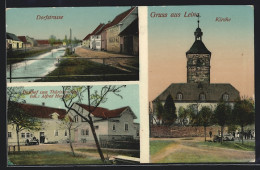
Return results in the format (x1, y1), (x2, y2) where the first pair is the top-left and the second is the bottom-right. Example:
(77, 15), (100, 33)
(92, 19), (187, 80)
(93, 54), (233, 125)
(6, 7), (139, 83)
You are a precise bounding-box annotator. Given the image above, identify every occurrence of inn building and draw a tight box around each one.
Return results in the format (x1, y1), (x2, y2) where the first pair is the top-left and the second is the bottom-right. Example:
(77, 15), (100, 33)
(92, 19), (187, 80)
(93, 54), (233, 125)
(151, 17), (240, 125)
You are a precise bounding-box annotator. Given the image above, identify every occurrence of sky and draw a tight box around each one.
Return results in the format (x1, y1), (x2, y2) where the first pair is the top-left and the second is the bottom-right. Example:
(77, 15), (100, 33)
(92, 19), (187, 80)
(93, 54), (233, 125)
(148, 5), (254, 101)
(6, 7), (132, 40)
(12, 85), (140, 123)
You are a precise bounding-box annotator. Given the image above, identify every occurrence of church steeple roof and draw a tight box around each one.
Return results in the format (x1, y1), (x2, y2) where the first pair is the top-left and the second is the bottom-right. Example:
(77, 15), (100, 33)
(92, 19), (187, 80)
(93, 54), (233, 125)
(186, 15), (211, 55)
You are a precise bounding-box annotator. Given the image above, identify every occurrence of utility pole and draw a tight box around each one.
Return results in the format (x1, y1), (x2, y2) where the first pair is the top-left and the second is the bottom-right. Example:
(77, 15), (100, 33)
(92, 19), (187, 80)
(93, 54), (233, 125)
(70, 28), (72, 54)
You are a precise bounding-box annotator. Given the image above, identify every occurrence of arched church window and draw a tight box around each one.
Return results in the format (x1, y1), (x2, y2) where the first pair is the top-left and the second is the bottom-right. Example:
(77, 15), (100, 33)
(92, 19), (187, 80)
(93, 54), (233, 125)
(223, 93), (229, 101)
(199, 93), (206, 101)
(176, 93), (183, 100)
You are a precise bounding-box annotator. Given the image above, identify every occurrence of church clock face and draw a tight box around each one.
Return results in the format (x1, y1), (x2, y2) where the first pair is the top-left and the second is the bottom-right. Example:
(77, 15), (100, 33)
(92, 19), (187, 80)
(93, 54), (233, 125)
(186, 24), (211, 83)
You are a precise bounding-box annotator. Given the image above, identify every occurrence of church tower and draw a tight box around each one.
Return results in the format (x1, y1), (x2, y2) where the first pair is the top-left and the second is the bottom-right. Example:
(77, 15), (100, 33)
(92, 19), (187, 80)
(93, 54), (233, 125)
(186, 15), (211, 84)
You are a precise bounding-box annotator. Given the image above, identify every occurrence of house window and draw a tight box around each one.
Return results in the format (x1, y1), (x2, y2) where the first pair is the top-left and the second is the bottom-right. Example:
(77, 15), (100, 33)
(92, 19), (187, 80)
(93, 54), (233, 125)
(26, 133), (30, 138)
(95, 126), (99, 130)
(81, 129), (85, 136)
(8, 132), (12, 138)
(112, 124), (116, 131)
(191, 104), (198, 114)
(136, 130), (139, 137)
(55, 130), (59, 136)
(74, 115), (78, 122)
(86, 129), (89, 136)
(124, 123), (129, 131)
(65, 130), (67, 137)
(81, 139), (87, 143)
(199, 93), (206, 101)
(223, 94), (229, 101)
(21, 133), (25, 138)
(177, 93), (183, 100)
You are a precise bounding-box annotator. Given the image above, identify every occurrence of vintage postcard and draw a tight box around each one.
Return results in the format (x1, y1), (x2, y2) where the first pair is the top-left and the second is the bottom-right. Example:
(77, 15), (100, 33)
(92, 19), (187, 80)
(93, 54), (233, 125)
(148, 6), (255, 163)
(7, 84), (140, 165)
(6, 7), (139, 82)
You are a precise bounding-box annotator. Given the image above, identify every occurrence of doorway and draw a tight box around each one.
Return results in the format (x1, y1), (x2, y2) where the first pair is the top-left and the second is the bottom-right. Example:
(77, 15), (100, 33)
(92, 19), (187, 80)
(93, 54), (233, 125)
(40, 132), (45, 143)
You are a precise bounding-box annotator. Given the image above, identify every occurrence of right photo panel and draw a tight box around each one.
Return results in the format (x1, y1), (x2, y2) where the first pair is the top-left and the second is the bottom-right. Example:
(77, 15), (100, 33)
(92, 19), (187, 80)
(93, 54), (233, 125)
(148, 6), (255, 163)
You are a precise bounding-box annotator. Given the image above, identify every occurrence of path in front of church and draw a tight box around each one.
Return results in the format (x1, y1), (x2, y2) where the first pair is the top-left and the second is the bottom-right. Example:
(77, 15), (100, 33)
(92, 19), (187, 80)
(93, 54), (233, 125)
(151, 137), (255, 163)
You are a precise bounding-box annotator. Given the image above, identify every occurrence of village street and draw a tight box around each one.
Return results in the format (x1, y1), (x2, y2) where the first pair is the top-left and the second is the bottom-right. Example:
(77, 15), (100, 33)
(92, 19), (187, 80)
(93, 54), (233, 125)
(150, 137), (255, 163)
(75, 46), (139, 72)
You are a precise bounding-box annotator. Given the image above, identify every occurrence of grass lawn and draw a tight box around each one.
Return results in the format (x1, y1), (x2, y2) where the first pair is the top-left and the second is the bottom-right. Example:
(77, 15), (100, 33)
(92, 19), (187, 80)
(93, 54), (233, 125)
(150, 140), (175, 156)
(198, 140), (255, 151)
(150, 138), (255, 163)
(76, 148), (140, 158)
(36, 55), (139, 81)
(159, 149), (242, 163)
(8, 151), (103, 165)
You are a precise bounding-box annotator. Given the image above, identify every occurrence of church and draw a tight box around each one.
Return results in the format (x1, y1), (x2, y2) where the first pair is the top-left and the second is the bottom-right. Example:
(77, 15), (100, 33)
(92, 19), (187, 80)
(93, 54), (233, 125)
(151, 17), (240, 124)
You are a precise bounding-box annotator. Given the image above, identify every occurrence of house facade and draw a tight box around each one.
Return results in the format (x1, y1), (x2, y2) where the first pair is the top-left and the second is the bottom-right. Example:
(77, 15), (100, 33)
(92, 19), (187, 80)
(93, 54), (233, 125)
(151, 17), (240, 125)
(26, 36), (38, 47)
(88, 23), (105, 50)
(82, 34), (91, 48)
(7, 102), (71, 145)
(119, 18), (139, 55)
(36, 40), (50, 46)
(18, 36), (32, 48)
(69, 103), (139, 144)
(6, 32), (23, 50)
(105, 7), (138, 53)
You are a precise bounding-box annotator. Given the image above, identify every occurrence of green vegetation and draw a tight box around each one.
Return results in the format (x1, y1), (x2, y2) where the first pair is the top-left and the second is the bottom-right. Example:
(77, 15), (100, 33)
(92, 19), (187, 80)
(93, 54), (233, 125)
(150, 138), (255, 163)
(36, 55), (139, 81)
(150, 140), (175, 156)
(8, 151), (103, 165)
(159, 149), (242, 163)
(76, 148), (140, 158)
(7, 48), (51, 65)
(198, 141), (255, 151)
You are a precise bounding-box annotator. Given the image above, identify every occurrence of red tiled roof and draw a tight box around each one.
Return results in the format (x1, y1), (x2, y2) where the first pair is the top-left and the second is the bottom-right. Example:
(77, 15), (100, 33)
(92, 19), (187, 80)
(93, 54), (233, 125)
(91, 23), (105, 35)
(36, 40), (49, 45)
(104, 7), (136, 31)
(76, 103), (128, 119)
(82, 24), (105, 40)
(83, 34), (91, 40)
(54, 41), (63, 45)
(13, 102), (67, 120)
(18, 36), (27, 43)
(95, 22), (111, 35)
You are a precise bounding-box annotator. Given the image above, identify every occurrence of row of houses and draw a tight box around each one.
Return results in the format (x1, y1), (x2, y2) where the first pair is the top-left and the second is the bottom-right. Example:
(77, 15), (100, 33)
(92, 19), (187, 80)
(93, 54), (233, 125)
(82, 7), (139, 55)
(7, 102), (139, 146)
(6, 32), (64, 50)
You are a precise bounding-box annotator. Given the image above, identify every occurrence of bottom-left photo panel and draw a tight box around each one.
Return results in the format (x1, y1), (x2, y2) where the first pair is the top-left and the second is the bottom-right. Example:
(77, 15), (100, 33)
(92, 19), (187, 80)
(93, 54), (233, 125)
(7, 84), (140, 165)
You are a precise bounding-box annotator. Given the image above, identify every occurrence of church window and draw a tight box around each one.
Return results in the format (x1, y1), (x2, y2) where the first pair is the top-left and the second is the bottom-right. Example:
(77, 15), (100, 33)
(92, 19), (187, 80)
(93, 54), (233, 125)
(199, 93), (206, 100)
(54, 130), (59, 136)
(176, 93), (183, 100)
(191, 104), (198, 114)
(8, 132), (12, 138)
(124, 122), (129, 131)
(223, 94), (229, 101)
(112, 124), (116, 131)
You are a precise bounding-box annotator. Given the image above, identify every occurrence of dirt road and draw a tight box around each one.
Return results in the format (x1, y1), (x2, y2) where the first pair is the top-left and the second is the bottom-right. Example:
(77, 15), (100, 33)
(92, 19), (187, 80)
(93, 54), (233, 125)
(75, 47), (139, 72)
(151, 137), (255, 163)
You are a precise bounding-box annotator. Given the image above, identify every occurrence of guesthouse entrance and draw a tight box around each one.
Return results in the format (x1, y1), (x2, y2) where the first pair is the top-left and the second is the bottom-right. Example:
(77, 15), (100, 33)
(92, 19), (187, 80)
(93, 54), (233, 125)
(40, 132), (45, 143)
